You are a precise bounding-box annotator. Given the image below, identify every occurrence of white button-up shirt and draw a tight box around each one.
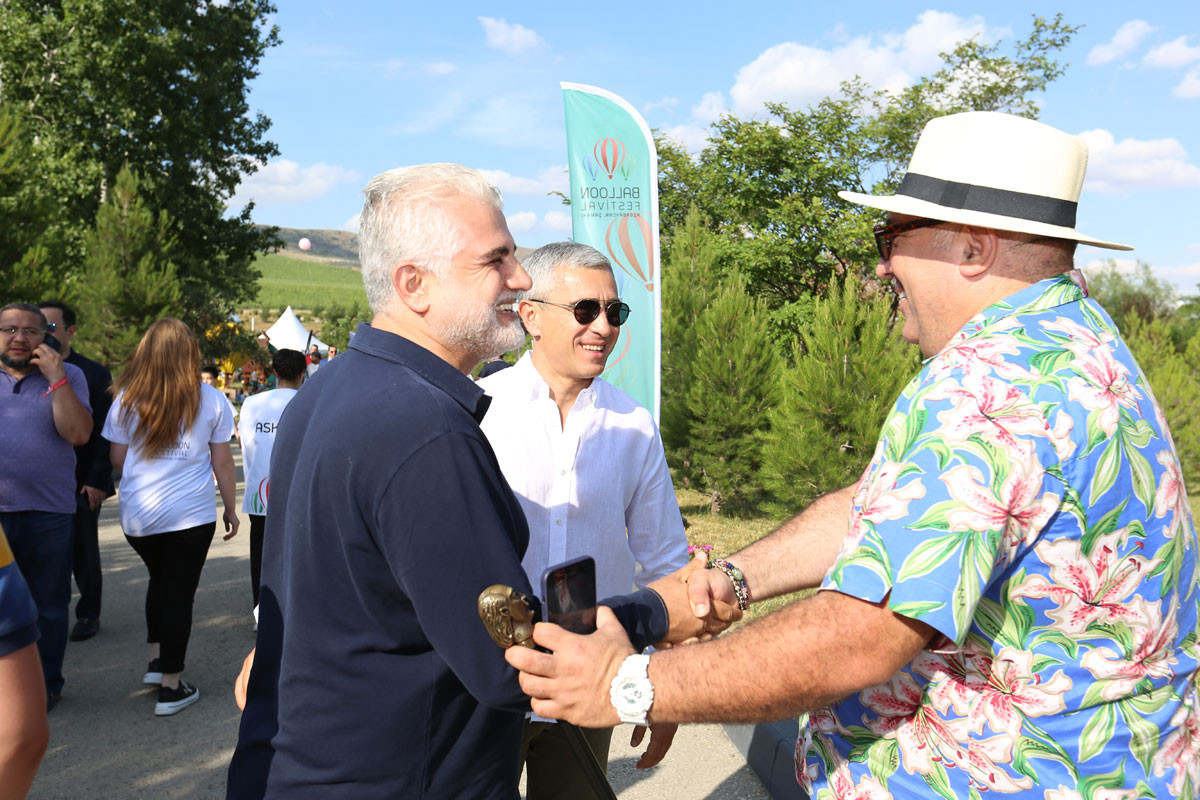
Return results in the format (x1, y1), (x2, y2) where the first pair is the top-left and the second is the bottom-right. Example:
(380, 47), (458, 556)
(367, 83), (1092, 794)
(478, 354), (688, 606)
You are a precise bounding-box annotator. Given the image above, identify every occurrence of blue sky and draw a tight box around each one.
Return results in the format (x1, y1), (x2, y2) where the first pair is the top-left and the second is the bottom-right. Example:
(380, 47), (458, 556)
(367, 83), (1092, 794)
(232, 2), (1200, 294)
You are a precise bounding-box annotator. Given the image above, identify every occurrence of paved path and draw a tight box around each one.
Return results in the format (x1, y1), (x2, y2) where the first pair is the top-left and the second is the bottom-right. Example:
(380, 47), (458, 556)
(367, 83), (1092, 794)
(30, 447), (768, 799)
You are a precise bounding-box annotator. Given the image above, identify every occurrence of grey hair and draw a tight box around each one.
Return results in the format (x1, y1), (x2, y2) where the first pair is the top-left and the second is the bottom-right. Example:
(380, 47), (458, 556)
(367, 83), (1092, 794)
(358, 164), (504, 314)
(519, 241), (614, 301)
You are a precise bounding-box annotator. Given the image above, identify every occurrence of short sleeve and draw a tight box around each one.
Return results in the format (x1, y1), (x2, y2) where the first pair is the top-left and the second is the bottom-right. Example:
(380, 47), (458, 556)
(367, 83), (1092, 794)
(822, 368), (1063, 645)
(66, 363), (91, 414)
(102, 393), (132, 445)
(206, 387), (235, 443)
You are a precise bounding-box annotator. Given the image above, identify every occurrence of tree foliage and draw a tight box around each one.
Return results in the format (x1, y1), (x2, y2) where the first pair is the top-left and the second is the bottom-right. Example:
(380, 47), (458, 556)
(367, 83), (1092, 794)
(681, 276), (780, 514)
(0, 0), (281, 329)
(655, 14), (1080, 348)
(0, 109), (61, 301)
(761, 276), (921, 511)
(1085, 260), (1198, 349)
(74, 166), (184, 367)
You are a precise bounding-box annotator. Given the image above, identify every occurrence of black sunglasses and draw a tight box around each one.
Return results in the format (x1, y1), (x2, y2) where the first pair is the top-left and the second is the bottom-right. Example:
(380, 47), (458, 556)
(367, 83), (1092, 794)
(872, 218), (943, 261)
(530, 298), (631, 327)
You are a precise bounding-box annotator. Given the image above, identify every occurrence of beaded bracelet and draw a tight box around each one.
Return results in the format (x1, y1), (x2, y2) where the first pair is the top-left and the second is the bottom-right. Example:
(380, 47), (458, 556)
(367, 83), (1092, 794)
(708, 559), (749, 611)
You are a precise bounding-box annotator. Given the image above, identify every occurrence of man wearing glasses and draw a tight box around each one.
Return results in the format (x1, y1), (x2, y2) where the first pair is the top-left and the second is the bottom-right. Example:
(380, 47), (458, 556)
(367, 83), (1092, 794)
(0, 302), (93, 711)
(506, 113), (1198, 797)
(478, 242), (689, 797)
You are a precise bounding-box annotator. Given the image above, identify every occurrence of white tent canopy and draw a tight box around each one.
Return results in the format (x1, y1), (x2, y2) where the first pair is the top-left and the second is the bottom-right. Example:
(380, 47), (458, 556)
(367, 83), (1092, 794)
(263, 306), (328, 355)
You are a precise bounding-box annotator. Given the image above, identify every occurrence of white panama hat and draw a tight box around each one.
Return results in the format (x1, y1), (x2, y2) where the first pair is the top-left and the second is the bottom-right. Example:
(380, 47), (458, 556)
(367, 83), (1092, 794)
(838, 111), (1133, 251)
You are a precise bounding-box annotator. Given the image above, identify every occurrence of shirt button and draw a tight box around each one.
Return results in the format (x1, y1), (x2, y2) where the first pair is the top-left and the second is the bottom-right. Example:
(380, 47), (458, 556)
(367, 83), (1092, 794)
(555, 519), (562, 526)
(560, 469), (567, 476)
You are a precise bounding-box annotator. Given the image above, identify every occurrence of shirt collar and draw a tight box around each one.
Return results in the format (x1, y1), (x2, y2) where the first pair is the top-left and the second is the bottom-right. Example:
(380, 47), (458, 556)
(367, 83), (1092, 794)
(348, 322), (491, 422)
(512, 352), (597, 409)
(936, 270), (1088, 358)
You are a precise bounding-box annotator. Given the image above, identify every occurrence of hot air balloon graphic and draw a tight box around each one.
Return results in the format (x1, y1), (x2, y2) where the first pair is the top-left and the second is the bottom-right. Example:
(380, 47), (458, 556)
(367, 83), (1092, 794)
(602, 324), (634, 373)
(593, 137), (626, 180)
(583, 156), (599, 181)
(251, 477), (269, 514)
(604, 213), (656, 292)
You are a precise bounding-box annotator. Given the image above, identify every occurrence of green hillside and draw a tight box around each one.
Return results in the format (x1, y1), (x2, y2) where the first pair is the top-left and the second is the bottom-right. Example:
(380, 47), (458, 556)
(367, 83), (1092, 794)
(255, 252), (368, 312)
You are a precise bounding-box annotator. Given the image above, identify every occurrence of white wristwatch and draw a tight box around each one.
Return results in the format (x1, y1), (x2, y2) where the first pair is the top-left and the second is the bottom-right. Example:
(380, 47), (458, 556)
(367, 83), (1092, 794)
(609, 654), (654, 725)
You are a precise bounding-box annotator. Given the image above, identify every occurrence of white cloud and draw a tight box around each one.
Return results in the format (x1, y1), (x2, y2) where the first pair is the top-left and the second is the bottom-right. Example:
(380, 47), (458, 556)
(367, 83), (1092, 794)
(1087, 20), (1157, 66)
(691, 91), (727, 124)
(342, 212), (360, 233)
(1078, 129), (1200, 192)
(1144, 36), (1200, 69)
(643, 96), (680, 114)
(730, 10), (988, 114)
(478, 17), (545, 56)
(383, 58), (405, 78)
(505, 211), (538, 233)
(393, 91), (467, 135)
(543, 211), (572, 233)
(660, 123), (710, 152)
(424, 61), (457, 75)
(233, 160), (359, 206)
(478, 166), (568, 198)
(1175, 66), (1200, 98)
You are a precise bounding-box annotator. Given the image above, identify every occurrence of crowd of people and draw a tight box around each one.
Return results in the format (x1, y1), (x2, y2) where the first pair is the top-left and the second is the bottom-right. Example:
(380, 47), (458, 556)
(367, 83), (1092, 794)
(1, 110), (1197, 800)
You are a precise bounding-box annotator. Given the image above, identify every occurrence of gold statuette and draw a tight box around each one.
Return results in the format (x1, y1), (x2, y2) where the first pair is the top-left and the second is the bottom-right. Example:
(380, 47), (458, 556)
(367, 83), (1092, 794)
(478, 584), (536, 649)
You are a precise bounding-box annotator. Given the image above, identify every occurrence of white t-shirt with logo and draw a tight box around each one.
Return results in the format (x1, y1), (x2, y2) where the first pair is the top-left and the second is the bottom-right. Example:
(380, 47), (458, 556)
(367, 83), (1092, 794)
(236, 388), (297, 516)
(103, 383), (234, 537)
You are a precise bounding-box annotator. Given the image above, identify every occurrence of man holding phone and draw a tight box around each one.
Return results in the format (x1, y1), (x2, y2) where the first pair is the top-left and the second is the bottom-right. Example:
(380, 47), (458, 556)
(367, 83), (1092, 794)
(479, 242), (690, 797)
(0, 302), (92, 711)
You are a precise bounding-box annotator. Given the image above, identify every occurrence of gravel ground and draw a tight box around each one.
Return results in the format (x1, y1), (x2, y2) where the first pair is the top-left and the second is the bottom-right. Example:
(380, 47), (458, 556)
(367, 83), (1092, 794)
(29, 447), (768, 799)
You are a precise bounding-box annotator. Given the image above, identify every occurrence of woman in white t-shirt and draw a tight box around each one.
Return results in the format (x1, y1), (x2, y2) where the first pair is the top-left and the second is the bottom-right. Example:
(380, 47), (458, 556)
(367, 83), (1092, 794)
(102, 319), (239, 717)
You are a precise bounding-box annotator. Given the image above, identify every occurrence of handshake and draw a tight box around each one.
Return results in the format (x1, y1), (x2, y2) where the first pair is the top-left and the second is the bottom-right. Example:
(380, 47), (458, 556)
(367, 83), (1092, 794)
(649, 551), (745, 645)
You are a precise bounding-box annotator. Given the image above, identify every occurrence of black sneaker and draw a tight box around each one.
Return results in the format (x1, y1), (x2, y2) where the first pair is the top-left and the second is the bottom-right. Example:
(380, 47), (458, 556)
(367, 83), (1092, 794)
(143, 659), (164, 686)
(155, 680), (199, 716)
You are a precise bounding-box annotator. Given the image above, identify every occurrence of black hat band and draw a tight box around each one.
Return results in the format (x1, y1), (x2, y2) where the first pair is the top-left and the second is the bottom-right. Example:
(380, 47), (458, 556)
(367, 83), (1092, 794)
(898, 173), (1078, 228)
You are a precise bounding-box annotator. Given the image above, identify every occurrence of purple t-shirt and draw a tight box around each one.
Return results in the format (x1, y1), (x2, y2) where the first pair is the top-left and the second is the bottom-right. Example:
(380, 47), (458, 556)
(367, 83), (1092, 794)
(0, 363), (90, 513)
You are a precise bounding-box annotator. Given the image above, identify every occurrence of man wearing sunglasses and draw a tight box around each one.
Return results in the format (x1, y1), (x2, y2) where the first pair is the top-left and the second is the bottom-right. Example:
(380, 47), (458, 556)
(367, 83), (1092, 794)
(0, 302), (93, 713)
(478, 242), (689, 797)
(506, 112), (1198, 798)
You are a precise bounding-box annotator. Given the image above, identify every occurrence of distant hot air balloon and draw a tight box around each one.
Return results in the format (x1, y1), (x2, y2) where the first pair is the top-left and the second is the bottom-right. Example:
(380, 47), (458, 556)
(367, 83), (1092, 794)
(298, 237), (312, 251)
(604, 213), (655, 292)
(593, 137), (626, 180)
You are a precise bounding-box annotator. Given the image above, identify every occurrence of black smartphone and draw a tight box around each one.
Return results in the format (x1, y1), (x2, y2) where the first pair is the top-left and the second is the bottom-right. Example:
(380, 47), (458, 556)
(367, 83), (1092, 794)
(542, 556), (597, 634)
(42, 330), (61, 352)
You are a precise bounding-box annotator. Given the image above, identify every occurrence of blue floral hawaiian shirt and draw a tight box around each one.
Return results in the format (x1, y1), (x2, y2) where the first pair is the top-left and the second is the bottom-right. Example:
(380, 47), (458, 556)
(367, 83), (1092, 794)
(802, 272), (1199, 798)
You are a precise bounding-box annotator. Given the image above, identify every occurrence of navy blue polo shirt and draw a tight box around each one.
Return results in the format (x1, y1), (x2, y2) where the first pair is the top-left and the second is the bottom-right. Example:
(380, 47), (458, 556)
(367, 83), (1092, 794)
(228, 324), (669, 800)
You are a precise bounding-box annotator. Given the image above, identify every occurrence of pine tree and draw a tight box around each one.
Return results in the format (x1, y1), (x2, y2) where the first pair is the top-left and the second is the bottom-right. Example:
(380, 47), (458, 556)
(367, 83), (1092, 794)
(75, 167), (184, 367)
(761, 275), (920, 510)
(660, 205), (729, 482)
(684, 275), (780, 514)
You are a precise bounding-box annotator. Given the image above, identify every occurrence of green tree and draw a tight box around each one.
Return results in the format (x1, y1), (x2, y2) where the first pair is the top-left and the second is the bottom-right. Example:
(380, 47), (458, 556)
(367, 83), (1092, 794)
(74, 166), (184, 367)
(660, 205), (733, 471)
(1085, 260), (1197, 348)
(761, 276), (921, 510)
(0, 0), (281, 329)
(656, 15), (1079, 328)
(683, 276), (780, 514)
(0, 109), (61, 301)
(318, 302), (369, 351)
(1123, 315), (1200, 490)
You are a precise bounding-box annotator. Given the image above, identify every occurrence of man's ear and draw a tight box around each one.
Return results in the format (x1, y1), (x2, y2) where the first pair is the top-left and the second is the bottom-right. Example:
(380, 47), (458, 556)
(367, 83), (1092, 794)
(959, 226), (999, 278)
(392, 263), (431, 314)
(518, 298), (541, 339)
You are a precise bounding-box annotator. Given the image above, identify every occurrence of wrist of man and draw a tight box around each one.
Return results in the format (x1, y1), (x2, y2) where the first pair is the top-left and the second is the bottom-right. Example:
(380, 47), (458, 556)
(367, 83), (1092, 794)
(708, 559), (750, 611)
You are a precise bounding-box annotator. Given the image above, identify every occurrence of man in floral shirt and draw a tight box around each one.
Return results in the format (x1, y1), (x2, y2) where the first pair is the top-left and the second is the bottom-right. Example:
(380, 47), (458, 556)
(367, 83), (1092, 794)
(506, 111), (1199, 798)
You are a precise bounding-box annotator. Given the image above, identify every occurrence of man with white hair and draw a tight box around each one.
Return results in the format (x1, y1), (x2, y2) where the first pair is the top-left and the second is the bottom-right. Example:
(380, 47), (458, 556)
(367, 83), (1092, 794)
(479, 242), (689, 795)
(507, 112), (1200, 797)
(227, 165), (727, 799)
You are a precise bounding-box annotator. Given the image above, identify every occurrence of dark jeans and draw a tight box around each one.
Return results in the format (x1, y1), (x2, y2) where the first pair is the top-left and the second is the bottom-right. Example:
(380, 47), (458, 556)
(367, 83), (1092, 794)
(249, 514), (265, 609)
(0, 510), (74, 696)
(73, 492), (103, 620)
(126, 523), (215, 674)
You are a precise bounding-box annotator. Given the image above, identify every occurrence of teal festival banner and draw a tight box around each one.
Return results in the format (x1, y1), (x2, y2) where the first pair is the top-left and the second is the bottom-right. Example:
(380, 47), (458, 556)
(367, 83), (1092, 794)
(561, 82), (661, 422)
